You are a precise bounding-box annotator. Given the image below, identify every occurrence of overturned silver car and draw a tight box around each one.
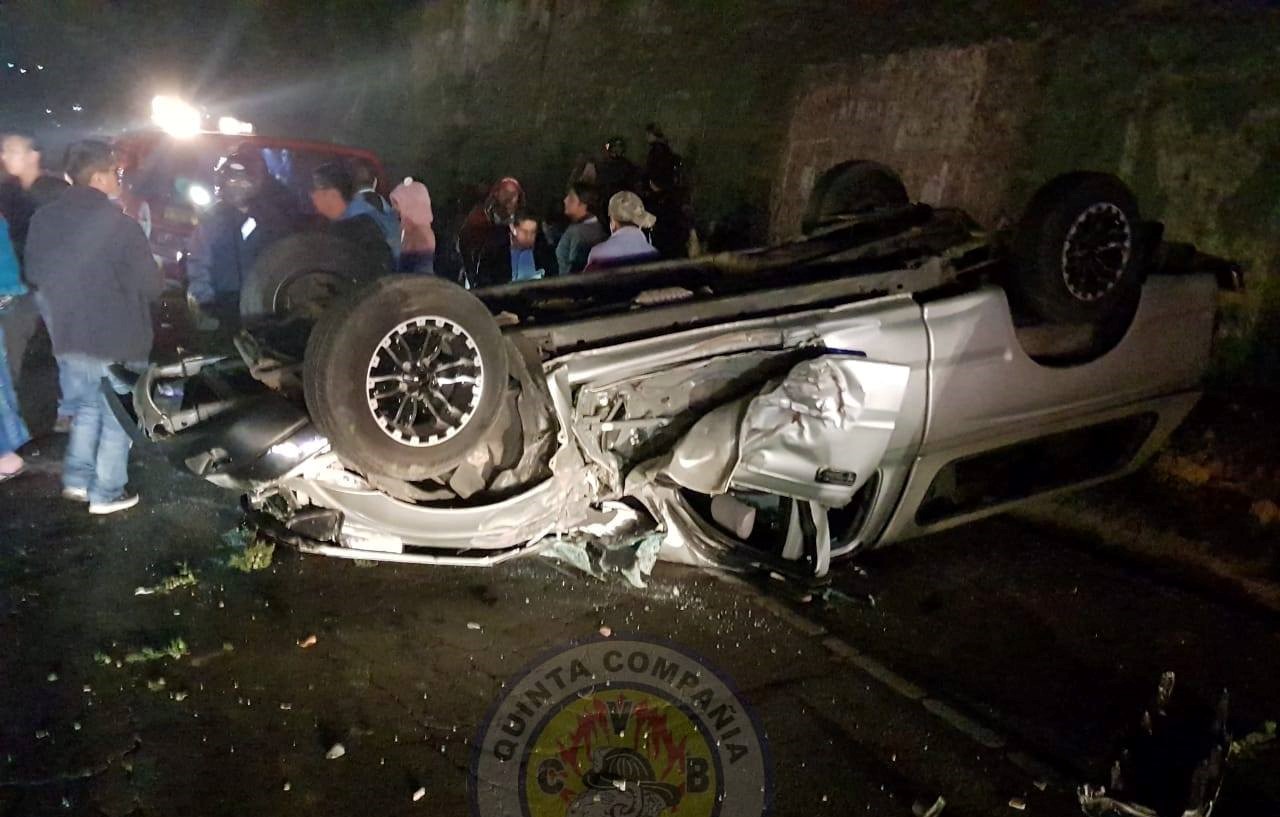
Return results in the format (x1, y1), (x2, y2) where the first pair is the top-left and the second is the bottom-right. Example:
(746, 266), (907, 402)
(112, 165), (1241, 581)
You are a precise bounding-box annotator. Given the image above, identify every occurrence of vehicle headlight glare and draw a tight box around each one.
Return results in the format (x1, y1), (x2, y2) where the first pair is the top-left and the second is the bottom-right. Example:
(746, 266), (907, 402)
(217, 116), (254, 136)
(188, 184), (213, 208)
(151, 95), (201, 138)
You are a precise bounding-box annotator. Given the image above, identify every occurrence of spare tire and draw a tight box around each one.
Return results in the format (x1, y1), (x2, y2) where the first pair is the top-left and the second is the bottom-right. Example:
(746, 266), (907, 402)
(303, 276), (510, 482)
(241, 233), (385, 322)
(1009, 172), (1142, 324)
(802, 160), (909, 234)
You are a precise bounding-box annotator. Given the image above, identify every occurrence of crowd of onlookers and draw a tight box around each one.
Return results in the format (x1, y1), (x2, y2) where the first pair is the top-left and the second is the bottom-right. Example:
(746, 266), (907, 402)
(184, 122), (694, 323)
(0, 121), (696, 511)
(451, 124), (693, 287)
(1, 132), (158, 514)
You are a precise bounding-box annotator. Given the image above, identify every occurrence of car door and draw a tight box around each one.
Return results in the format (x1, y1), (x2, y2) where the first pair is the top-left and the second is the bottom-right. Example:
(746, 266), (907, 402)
(665, 354), (911, 509)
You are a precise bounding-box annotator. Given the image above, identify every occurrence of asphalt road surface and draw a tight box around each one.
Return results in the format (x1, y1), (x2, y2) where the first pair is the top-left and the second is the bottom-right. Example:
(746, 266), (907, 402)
(2, 368), (1278, 816)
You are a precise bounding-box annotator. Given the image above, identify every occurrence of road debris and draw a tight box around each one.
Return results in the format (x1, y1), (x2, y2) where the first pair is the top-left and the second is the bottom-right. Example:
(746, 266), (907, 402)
(412, 786), (426, 802)
(543, 505), (663, 588)
(298, 634), (317, 649)
(1229, 720), (1277, 760)
(227, 538), (275, 572)
(46, 672), (57, 682)
(912, 795), (946, 816)
(1008, 797), (1026, 811)
(123, 637), (190, 664)
(1078, 671), (1228, 817)
(598, 626), (612, 638)
(820, 586), (875, 608)
(221, 526), (254, 549)
(466, 622), (482, 631)
(134, 562), (198, 596)
(325, 743), (346, 760)
(146, 678), (167, 692)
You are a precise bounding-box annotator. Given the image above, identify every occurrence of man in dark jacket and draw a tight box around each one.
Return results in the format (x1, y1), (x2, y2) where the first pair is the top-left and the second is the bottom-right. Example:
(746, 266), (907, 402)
(25, 140), (162, 515)
(1, 130), (68, 260)
(310, 162), (394, 271)
(641, 124), (680, 192)
(186, 150), (300, 330)
(349, 156), (401, 263)
(640, 124), (692, 260)
(1, 129), (69, 415)
(556, 183), (607, 275)
(587, 137), (639, 210)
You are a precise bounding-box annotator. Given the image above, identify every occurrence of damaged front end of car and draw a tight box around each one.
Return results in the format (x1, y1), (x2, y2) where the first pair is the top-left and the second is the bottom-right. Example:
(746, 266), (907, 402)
(115, 312), (911, 584)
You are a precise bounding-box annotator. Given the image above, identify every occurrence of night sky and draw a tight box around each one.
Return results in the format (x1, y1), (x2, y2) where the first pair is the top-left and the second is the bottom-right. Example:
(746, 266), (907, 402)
(0, 0), (423, 155)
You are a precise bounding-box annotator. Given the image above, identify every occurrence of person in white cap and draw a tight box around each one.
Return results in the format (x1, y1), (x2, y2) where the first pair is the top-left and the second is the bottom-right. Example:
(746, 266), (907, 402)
(584, 191), (659, 272)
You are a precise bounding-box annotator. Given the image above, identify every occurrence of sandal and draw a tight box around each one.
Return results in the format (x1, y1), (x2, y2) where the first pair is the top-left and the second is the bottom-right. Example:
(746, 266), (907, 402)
(0, 455), (26, 482)
(0, 465), (25, 483)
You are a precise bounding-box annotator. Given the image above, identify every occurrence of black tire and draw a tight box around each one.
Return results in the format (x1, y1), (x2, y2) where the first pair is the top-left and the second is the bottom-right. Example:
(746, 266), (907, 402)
(303, 276), (510, 482)
(801, 160), (909, 233)
(1009, 172), (1142, 324)
(241, 233), (385, 322)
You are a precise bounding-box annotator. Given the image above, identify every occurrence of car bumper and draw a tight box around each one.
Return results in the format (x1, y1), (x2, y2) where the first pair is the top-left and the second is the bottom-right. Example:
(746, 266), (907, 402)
(105, 359), (328, 492)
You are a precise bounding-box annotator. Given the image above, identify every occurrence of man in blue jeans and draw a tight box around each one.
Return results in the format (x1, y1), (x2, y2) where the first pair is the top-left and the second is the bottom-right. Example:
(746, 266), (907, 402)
(25, 140), (162, 514)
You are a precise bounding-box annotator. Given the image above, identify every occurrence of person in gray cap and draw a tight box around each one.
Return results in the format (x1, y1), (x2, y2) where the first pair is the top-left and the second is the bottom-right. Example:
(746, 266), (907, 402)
(584, 191), (659, 271)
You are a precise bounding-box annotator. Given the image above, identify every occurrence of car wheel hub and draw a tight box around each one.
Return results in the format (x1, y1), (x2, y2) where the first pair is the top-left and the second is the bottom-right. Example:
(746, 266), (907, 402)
(365, 316), (484, 447)
(1061, 202), (1132, 302)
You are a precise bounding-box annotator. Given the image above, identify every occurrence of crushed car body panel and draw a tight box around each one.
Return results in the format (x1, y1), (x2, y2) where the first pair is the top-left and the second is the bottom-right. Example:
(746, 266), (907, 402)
(665, 355), (910, 507)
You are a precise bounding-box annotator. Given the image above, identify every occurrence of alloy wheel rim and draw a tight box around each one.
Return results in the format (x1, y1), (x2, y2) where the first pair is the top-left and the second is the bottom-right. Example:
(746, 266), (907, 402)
(1060, 202), (1132, 301)
(365, 316), (484, 447)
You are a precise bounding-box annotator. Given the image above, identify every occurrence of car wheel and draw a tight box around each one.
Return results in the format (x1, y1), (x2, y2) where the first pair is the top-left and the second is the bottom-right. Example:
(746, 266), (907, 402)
(1009, 172), (1142, 325)
(303, 275), (510, 482)
(240, 233), (385, 323)
(801, 160), (909, 233)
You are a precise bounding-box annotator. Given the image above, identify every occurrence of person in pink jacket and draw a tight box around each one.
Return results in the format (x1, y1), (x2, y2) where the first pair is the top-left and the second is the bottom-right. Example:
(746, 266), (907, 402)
(390, 177), (435, 274)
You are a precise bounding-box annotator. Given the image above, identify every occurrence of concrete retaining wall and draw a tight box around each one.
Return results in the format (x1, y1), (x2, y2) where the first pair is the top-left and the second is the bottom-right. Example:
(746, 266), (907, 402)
(771, 40), (1038, 238)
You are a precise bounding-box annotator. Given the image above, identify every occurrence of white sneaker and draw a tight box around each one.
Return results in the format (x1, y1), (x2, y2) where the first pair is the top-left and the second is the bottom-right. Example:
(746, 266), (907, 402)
(88, 494), (140, 515)
(62, 486), (89, 502)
